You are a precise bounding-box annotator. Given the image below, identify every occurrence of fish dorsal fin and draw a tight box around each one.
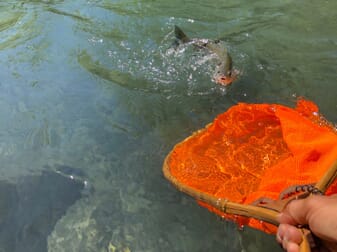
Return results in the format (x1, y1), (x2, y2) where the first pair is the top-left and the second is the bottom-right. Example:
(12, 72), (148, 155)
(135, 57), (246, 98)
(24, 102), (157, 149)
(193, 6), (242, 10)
(174, 25), (191, 43)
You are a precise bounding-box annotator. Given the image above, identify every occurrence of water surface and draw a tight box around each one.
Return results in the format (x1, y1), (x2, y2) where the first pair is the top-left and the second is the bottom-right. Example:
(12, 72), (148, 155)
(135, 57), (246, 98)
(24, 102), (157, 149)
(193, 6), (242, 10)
(0, 1), (336, 251)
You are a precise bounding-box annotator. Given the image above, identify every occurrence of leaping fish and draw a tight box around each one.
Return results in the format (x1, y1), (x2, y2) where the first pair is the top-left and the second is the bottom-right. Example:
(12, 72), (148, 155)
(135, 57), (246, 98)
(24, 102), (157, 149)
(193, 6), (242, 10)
(174, 25), (238, 86)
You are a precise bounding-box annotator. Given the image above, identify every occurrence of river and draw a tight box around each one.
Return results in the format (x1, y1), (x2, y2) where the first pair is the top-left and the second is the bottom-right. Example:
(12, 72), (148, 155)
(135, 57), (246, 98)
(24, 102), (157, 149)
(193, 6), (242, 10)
(0, 1), (336, 251)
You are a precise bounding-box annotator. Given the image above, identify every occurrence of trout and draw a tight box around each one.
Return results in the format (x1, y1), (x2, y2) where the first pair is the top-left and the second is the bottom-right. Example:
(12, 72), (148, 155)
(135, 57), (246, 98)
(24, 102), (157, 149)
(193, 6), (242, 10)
(174, 25), (237, 86)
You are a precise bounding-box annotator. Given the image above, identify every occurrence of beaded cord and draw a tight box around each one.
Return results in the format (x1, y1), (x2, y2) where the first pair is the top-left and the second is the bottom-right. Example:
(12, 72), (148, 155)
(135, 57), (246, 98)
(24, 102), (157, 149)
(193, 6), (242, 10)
(280, 184), (323, 200)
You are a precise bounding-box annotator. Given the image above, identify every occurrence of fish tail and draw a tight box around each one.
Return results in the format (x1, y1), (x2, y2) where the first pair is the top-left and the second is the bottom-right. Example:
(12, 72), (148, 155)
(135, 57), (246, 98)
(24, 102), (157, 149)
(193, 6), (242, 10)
(174, 25), (191, 43)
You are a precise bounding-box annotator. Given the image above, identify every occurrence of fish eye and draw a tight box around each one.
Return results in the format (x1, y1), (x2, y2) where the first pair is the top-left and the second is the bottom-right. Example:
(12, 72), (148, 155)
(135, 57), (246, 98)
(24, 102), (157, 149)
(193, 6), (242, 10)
(214, 39), (220, 44)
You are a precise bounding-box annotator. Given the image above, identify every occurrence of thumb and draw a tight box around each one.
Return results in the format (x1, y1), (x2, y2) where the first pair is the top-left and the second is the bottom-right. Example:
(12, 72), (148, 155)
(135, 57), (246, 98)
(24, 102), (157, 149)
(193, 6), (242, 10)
(277, 197), (316, 226)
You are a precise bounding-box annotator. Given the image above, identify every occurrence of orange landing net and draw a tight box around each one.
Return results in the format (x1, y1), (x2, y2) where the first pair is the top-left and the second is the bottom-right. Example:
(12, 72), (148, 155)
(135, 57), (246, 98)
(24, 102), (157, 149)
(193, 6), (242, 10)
(163, 99), (337, 233)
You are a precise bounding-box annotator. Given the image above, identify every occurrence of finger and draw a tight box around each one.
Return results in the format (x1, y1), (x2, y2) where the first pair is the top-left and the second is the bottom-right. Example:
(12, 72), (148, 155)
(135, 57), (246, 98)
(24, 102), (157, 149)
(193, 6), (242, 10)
(285, 242), (300, 252)
(277, 224), (303, 252)
(277, 196), (321, 225)
(277, 224), (303, 244)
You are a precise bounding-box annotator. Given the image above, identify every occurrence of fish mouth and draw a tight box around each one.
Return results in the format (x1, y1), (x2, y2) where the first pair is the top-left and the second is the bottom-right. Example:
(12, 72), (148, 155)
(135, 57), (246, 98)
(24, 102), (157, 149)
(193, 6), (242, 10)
(215, 76), (234, 86)
(214, 69), (239, 86)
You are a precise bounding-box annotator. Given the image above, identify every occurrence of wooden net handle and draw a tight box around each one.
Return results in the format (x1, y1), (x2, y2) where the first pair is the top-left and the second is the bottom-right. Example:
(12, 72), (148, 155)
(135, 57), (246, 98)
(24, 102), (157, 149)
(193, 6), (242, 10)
(299, 228), (311, 252)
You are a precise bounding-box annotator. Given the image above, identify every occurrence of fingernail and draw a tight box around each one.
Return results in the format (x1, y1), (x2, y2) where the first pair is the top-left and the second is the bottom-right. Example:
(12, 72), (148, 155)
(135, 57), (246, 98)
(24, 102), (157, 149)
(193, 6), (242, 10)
(276, 229), (283, 243)
(282, 236), (289, 249)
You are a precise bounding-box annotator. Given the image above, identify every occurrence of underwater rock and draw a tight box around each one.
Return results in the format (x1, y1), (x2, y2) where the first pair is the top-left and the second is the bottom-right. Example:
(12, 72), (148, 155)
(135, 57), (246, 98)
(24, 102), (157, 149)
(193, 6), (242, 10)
(0, 170), (84, 252)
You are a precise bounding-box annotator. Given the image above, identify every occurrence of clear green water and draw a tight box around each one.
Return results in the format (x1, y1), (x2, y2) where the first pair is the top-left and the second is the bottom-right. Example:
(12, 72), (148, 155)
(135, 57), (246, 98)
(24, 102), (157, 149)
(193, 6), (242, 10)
(0, 1), (336, 251)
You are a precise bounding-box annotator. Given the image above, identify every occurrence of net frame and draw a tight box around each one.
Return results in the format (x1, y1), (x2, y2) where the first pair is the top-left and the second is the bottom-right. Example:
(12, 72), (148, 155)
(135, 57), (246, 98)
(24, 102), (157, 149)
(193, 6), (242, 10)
(164, 149), (337, 252)
(164, 154), (337, 221)
(162, 100), (337, 252)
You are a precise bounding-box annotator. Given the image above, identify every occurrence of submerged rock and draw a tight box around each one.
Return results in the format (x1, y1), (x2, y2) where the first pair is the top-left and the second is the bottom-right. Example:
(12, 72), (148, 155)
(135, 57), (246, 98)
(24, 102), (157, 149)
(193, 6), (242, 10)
(0, 170), (84, 252)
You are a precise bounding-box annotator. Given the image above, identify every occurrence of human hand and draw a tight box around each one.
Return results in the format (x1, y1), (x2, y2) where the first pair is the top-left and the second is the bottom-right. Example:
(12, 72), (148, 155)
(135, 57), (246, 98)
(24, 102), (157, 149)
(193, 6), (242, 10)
(276, 195), (337, 252)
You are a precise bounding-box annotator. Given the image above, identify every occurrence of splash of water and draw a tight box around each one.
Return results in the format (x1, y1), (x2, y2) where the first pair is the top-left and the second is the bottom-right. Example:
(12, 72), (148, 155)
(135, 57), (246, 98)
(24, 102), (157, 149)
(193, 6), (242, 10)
(80, 25), (234, 97)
